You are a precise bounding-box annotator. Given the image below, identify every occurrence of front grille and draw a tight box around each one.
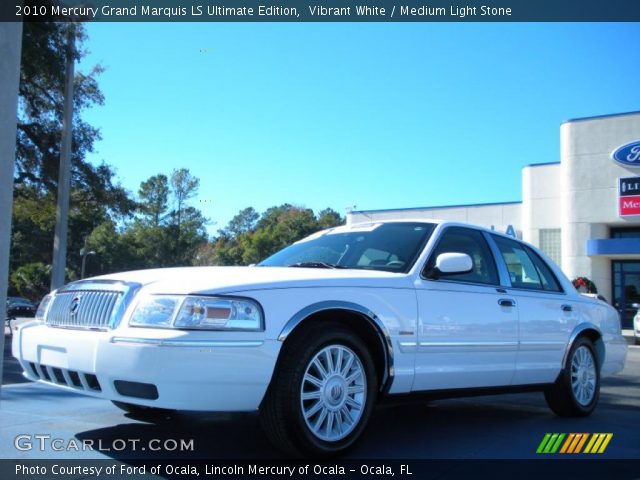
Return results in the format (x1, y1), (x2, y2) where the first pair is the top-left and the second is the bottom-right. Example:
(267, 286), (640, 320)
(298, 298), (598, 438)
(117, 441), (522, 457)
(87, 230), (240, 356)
(46, 290), (122, 329)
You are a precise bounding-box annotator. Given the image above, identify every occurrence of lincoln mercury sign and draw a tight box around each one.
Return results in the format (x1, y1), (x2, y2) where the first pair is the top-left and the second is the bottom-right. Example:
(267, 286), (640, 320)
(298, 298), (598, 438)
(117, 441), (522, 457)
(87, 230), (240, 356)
(619, 176), (640, 217)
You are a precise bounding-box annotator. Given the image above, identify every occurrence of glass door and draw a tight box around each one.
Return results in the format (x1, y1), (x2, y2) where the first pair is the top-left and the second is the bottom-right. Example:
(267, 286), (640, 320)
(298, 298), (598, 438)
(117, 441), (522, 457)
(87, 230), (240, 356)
(612, 261), (640, 329)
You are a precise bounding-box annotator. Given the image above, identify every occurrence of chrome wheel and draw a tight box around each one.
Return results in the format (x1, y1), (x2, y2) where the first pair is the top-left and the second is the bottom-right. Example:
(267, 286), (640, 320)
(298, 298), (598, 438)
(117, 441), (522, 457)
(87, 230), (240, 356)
(570, 345), (597, 406)
(300, 344), (367, 442)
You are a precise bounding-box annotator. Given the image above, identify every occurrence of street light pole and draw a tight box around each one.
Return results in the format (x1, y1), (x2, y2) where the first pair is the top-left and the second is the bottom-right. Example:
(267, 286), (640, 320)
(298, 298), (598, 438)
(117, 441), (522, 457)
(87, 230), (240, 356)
(50, 23), (75, 291)
(0, 19), (24, 401)
(80, 237), (96, 279)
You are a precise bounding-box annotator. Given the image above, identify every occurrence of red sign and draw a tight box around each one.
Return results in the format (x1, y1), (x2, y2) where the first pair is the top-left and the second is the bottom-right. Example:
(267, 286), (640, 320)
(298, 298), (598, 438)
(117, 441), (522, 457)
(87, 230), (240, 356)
(619, 195), (640, 216)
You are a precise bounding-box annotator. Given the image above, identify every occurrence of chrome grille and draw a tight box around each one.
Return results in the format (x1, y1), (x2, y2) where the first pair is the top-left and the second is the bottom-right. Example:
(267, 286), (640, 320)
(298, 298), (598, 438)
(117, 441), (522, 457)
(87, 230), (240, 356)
(46, 289), (122, 329)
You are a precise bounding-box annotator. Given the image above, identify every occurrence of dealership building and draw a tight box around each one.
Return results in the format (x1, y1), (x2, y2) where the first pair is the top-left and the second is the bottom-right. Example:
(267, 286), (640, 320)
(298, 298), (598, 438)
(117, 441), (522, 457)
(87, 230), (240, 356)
(348, 111), (640, 327)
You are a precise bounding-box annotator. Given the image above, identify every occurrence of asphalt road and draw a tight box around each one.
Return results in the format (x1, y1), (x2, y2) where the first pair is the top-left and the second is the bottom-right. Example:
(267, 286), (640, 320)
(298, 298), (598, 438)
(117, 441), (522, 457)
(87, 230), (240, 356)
(1, 334), (638, 461)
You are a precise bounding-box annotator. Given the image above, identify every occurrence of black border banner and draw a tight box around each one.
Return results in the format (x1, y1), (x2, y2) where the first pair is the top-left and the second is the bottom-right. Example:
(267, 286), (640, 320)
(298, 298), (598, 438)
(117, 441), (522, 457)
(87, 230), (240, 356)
(4, 0), (640, 22)
(3, 459), (640, 480)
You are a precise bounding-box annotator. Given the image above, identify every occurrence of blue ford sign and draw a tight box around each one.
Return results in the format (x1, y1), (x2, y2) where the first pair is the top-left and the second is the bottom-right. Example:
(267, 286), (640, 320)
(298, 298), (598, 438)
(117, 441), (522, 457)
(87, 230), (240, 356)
(612, 140), (640, 167)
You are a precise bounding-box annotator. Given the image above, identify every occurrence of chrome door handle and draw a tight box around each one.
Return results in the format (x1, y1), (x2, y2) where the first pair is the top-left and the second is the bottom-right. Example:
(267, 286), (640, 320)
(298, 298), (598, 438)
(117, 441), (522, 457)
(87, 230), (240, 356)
(561, 304), (573, 312)
(498, 299), (516, 307)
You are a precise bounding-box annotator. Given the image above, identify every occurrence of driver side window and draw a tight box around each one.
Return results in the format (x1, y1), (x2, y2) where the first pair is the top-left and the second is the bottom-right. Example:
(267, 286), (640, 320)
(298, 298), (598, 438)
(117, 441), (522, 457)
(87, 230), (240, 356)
(423, 227), (499, 285)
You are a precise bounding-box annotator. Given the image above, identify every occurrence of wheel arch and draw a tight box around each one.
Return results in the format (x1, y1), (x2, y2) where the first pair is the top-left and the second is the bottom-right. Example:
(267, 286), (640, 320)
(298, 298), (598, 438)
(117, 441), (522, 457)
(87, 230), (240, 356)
(277, 301), (394, 392)
(563, 323), (604, 371)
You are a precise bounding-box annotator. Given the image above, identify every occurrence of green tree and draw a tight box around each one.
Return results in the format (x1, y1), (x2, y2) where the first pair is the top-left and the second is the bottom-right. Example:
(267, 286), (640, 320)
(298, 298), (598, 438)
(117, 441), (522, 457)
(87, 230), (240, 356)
(138, 174), (169, 226)
(16, 22), (132, 212)
(170, 168), (199, 223)
(10, 21), (135, 290)
(317, 208), (344, 229)
(205, 204), (344, 266)
(11, 262), (76, 301)
(222, 207), (259, 238)
(168, 168), (202, 265)
(92, 170), (209, 271)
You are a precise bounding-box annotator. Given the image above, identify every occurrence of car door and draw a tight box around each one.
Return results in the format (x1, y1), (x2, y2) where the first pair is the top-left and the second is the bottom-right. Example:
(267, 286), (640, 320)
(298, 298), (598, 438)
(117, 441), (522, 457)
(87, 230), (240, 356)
(413, 226), (518, 391)
(489, 234), (579, 385)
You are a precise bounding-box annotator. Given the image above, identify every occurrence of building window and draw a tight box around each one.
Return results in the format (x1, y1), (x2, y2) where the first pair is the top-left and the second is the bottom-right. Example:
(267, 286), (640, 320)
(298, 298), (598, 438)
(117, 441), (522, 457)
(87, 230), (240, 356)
(611, 227), (640, 239)
(539, 229), (561, 266)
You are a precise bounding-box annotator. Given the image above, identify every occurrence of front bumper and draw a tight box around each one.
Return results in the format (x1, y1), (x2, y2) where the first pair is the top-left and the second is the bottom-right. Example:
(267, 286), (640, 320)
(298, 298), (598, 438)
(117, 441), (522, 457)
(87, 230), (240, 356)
(12, 322), (280, 411)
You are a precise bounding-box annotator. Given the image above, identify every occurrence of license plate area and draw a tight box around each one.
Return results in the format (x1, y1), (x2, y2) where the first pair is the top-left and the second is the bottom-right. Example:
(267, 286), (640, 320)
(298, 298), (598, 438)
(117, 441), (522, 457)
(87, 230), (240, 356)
(38, 346), (68, 369)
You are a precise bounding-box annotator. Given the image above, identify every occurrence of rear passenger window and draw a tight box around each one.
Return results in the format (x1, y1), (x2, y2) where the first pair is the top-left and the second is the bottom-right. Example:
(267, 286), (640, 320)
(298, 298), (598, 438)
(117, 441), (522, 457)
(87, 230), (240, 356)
(524, 246), (563, 292)
(424, 227), (499, 286)
(492, 235), (563, 292)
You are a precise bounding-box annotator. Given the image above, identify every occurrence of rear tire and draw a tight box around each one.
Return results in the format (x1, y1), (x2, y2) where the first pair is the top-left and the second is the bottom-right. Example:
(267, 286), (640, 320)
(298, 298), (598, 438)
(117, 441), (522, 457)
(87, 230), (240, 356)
(260, 322), (377, 457)
(544, 336), (600, 417)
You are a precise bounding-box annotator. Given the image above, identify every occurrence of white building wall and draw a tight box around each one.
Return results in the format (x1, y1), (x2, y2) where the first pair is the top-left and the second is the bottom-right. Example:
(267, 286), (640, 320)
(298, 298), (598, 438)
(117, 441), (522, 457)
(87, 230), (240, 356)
(349, 203), (522, 237)
(348, 111), (640, 307)
(561, 112), (640, 303)
(522, 163), (562, 246)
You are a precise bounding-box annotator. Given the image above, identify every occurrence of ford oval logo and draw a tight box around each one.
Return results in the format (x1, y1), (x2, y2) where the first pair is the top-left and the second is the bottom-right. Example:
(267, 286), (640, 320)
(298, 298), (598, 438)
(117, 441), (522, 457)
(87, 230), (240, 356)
(612, 140), (640, 167)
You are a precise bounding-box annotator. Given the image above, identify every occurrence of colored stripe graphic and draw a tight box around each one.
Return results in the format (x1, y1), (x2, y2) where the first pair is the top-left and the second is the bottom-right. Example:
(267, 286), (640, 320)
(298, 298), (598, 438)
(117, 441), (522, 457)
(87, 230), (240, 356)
(584, 433), (614, 454)
(559, 433), (575, 453)
(537, 433), (565, 454)
(597, 433), (613, 453)
(536, 433), (552, 453)
(550, 433), (565, 453)
(584, 434), (599, 453)
(538, 433), (613, 454)
(573, 433), (589, 453)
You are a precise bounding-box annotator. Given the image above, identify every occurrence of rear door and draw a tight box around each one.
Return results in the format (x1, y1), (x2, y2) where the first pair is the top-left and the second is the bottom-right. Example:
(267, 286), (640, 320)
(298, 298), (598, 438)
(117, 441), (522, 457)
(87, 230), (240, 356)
(413, 226), (518, 391)
(489, 235), (578, 385)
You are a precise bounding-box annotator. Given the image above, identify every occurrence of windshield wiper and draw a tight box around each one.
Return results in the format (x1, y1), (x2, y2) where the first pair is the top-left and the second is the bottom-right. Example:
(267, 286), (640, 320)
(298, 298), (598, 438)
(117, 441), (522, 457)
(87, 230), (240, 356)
(288, 261), (347, 269)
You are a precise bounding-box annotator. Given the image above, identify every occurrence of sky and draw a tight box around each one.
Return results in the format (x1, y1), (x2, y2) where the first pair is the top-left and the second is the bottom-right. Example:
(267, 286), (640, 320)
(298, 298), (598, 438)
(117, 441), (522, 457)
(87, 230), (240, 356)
(79, 22), (640, 235)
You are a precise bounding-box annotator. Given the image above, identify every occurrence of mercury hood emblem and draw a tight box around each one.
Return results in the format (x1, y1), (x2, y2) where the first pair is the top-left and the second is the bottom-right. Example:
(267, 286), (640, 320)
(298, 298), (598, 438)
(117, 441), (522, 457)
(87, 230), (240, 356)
(69, 296), (82, 316)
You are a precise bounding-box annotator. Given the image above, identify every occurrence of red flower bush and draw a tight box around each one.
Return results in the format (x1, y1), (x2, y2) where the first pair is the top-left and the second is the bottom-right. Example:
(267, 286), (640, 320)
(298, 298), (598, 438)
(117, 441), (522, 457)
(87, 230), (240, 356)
(572, 277), (597, 294)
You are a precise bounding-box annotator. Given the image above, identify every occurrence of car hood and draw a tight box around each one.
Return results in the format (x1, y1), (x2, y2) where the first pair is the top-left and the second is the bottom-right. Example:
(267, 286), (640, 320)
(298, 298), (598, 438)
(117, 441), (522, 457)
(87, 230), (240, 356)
(80, 266), (414, 295)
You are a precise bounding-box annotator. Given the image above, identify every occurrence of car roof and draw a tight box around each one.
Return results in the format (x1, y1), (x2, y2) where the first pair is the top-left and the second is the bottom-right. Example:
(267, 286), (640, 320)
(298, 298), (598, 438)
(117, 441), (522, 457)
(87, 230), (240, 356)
(348, 218), (513, 238)
(346, 218), (572, 291)
(346, 218), (543, 250)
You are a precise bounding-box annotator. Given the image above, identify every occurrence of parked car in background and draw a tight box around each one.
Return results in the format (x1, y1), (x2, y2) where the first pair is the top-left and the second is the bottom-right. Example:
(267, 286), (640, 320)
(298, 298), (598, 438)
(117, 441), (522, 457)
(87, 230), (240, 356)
(6, 297), (36, 318)
(12, 220), (628, 456)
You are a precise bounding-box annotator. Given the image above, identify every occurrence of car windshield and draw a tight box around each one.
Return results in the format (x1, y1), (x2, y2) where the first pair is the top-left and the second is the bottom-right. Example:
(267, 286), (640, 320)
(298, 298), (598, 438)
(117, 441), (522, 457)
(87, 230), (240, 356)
(7, 297), (31, 305)
(259, 222), (436, 273)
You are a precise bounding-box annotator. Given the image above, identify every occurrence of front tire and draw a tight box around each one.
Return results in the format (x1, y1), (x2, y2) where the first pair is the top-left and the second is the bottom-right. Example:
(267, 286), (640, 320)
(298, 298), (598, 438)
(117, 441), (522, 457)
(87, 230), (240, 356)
(260, 323), (378, 457)
(544, 336), (600, 417)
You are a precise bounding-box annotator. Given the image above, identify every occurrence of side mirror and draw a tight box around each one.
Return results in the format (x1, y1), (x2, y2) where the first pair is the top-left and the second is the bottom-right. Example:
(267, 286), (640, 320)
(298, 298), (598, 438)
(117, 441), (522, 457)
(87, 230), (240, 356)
(426, 252), (473, 279)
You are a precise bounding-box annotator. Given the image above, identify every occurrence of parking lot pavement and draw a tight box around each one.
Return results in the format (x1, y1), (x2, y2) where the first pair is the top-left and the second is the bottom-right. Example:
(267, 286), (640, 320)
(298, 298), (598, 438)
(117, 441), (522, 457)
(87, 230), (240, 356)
(1, 336), (638, 460)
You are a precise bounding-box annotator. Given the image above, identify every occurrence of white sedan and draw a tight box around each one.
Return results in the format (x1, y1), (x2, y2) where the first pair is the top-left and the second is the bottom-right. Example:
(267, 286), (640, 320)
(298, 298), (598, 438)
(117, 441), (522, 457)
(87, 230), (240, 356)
(13, 220), (627, 456)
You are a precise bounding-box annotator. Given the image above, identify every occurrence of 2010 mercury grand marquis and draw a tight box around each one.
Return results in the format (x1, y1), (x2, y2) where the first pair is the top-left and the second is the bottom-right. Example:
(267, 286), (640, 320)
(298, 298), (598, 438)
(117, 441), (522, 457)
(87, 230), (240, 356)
(13, 220), (628, 456)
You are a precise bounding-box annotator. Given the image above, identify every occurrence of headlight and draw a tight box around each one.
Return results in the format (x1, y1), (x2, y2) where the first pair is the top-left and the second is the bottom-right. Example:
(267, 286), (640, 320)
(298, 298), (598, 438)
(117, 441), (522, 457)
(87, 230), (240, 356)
(129, 296), (182, 327)
(35, 293), (54, 322)
(129, 295), (263, 331)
